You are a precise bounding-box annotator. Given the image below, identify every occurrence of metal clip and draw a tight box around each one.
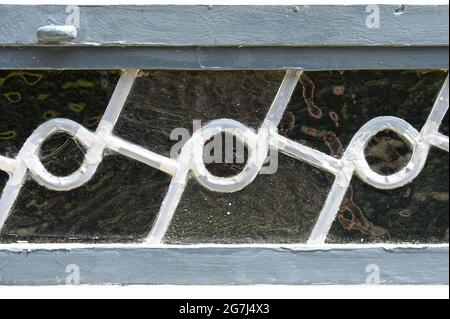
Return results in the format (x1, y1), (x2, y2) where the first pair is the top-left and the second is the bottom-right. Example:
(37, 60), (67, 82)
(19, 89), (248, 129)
(36, 25), (77, 44)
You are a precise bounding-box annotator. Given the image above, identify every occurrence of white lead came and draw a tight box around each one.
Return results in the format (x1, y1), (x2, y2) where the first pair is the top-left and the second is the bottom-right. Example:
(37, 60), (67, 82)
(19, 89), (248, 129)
(0, 70), (448, 245)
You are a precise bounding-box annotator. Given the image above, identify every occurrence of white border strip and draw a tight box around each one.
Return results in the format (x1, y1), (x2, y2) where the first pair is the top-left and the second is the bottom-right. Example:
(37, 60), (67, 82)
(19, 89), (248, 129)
(0, 243), (448, 250)
(0, 1), (447, 6)
(0, 285), (448, 299)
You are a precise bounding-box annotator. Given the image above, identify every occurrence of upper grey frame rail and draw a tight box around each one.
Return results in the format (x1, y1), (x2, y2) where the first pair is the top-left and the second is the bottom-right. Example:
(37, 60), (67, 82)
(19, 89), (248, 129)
(0, 4), (448, 70)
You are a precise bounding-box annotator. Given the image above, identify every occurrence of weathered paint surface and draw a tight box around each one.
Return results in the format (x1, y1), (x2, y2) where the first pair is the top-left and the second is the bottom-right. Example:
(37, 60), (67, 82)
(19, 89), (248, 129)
(0, 245), (448, 285)
(0, 5), (448, 46)
(0, 46), (448, 70)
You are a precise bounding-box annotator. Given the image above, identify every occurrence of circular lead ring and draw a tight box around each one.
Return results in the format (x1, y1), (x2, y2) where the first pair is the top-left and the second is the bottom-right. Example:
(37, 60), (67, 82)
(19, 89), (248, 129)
(351, 116), (428, 190)
(190, 119), (268, 193)
(23, 119), (102, 191)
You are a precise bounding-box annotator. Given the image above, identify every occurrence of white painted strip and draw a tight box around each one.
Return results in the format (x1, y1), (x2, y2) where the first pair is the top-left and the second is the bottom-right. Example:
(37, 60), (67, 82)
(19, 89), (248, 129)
(424, 132), (449, 152)
(105, 135), (179, 175)
(307, 178), (349, 244)
(0, 1), (447, 6)
(0, 167), (27, 231)
(272, 133), (342, 175)
(0, 156), (17, 174)
(96, 69), (138, 135)
(262, 69), (302, 129)
(0, 285), (448, 300)
(146, 180), (189, 243)
(0, 243), (447, 250)
(421, 76), (449, 137)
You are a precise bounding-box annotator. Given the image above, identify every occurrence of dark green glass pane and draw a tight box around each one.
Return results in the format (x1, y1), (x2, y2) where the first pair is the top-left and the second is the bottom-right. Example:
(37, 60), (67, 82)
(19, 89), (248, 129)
(0, 69), (447, 244)
(441, 112), (449, 136)
(114, 70), (285, 156)
(364, 130), (412, 175)
(164, 155), (333, 244)
(39, 132), (87, 177)
(326, 149), (449, 243)
(278, 70), (448, 243)
(281, 70), (448, 158)
(0, 70), (119, 157)
(0, 171), (7, 193)
(0, 154), (171, 243)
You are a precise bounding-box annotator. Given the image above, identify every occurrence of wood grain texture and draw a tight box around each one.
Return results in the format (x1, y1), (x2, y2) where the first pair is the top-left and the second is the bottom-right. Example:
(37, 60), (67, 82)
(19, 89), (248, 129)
(0, 5), (448, 46)
(0, 245), (448, 285)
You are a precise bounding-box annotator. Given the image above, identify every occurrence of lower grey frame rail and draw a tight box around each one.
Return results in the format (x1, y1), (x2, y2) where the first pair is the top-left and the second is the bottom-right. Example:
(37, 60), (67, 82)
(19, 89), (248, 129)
(0, 245), (448, 285)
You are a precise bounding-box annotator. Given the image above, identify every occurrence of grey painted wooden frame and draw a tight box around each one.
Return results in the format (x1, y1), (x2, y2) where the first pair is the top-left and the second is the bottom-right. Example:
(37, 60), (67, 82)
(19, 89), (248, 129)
(0, 5), (448, 46)
(0, 5), (449, 70)
(1, 46), (448, 70)
(0, 4), (448, 285)
(0, 245), (448, 285)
